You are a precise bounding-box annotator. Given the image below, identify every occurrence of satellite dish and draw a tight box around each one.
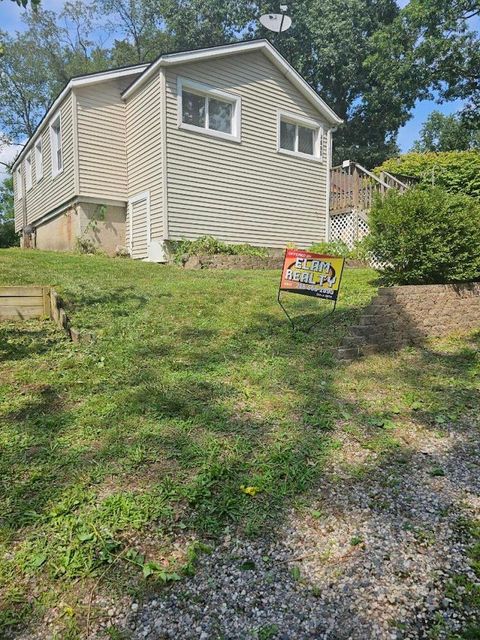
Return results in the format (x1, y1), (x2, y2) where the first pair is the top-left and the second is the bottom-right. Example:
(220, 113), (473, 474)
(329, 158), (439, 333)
(259, 12), (292, 33)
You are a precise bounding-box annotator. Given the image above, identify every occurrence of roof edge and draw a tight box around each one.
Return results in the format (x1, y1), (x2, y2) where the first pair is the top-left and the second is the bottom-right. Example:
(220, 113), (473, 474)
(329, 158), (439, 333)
(12, 63), (149, 171)
(122, 39), (342, 126)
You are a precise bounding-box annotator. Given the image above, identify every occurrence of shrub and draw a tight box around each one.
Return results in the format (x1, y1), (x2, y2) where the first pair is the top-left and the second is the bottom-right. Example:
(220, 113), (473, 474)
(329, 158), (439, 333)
(367, 186), (480, 285)
(309, 240), (351, 258)
(170, 235), (268, 262)
(375, 151), (480, 201)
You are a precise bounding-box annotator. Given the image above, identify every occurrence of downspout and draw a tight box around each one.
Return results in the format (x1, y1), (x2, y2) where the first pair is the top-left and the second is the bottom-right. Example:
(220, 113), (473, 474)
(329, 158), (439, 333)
(325, 126), (337, 242)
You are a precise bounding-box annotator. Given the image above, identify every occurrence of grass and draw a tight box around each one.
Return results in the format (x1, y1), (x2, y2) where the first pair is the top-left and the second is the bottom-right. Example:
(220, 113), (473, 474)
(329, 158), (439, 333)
(0, 248), (478, 638)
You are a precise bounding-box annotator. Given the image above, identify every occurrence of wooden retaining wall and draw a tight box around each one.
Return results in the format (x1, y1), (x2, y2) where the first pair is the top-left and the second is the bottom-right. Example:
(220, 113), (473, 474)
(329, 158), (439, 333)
(0, 286), (94, 344)
(0, 286), (50, 321)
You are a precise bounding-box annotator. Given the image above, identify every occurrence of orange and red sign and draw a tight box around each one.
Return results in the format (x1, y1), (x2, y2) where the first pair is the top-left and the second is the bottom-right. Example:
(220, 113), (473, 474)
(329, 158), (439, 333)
(279, 249), (345, 301)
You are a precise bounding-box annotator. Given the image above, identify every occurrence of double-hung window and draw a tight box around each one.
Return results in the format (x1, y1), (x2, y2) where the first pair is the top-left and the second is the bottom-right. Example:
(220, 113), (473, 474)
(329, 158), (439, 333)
(178, 77), (241, 142)
(50, 114), (63, 177)
(35, 138), (43, 182)
(278, 112), (322, 160)
(25, 153), (32, 191)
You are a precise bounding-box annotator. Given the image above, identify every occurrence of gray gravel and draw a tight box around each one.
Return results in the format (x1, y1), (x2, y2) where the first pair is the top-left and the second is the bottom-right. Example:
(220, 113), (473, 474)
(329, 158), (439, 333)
(114, 420), (480, 640)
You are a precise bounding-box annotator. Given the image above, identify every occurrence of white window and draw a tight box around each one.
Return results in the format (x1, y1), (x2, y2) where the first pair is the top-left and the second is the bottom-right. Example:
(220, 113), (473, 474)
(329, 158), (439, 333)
(16, 165), (23, 200)
(278, 112), (323, 160)
(177, 77), (241, 142)
(25, 153), (32, 191)
(35, 138), (43, 182)
(50, 114), (63, 177)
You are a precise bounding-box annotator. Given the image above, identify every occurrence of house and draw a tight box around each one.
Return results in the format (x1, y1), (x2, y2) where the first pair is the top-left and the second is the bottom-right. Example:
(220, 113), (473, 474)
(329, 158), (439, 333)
(12, 39), (342, 260)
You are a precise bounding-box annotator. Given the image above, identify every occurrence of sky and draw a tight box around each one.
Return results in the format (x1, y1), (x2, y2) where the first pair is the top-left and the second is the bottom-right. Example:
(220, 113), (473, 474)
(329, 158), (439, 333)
(0, 0), (476, 179)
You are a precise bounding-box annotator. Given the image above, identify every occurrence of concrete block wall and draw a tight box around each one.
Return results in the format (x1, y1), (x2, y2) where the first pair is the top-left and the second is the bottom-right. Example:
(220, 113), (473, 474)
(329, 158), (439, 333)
(338, 282), (480, 361)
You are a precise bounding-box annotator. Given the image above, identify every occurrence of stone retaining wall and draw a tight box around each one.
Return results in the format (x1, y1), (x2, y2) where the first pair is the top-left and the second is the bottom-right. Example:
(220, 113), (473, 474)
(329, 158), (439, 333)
(338, 282), (480, 361)
(182, 254), (284, 270)
(182, 255), (369, 271)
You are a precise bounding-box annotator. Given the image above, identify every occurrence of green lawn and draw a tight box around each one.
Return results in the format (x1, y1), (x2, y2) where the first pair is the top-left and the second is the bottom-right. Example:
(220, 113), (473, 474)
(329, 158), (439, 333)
(0, 249), (478, 639)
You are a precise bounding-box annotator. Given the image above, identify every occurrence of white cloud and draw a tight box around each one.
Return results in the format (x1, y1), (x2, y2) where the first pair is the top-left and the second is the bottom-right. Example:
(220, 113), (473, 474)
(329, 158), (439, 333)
(0, 144), (23, 182)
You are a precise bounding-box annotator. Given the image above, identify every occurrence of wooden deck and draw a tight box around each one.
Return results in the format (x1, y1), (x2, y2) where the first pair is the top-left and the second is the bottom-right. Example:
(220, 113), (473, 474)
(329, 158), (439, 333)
(330, 162), (411, 214)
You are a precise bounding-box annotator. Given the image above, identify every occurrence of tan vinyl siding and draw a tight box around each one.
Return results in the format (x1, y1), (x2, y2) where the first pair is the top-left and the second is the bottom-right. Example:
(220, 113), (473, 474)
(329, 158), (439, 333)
(76, 77), (134, 200)
(165, 51), (328, 248)
(21, 93), (76, 227)
(125, 75), (163, 240)
(13, 166), (24, 233)
(128, 196), (149, 259)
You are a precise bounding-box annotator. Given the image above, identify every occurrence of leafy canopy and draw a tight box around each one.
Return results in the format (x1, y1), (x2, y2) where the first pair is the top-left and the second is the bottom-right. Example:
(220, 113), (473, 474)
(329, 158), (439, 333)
(0, 0), (478, 167)
(376, 151), (480, 201)
(412, 111), (480, 152)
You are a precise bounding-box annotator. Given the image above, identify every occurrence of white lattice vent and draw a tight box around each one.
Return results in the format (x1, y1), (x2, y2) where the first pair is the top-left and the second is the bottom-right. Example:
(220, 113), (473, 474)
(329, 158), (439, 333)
(330, 210), (386, 270)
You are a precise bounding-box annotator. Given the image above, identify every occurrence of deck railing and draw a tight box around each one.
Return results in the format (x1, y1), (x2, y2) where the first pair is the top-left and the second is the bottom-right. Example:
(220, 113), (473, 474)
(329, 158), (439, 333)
(330, 162), (409, 213)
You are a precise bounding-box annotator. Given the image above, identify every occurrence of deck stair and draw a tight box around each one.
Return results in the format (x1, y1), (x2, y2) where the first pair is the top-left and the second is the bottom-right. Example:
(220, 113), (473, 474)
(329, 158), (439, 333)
(329, 161), (411, 249)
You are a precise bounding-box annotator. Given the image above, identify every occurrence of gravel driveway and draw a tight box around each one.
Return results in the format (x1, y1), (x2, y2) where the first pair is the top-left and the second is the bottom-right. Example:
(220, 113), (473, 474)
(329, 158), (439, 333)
(115, 418), (480, 640)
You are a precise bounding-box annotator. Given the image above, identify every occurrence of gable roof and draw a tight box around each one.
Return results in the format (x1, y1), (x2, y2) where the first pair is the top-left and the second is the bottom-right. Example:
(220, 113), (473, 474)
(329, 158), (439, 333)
(13, 40), (342, 172)
(122, 39), (342, 126)
(12, 63), (149, 171)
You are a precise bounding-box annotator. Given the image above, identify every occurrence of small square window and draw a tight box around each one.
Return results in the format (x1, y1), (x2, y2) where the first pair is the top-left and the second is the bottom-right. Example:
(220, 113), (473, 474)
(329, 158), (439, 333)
(178, 78), (241, 142)
(279, 115), (321, 160)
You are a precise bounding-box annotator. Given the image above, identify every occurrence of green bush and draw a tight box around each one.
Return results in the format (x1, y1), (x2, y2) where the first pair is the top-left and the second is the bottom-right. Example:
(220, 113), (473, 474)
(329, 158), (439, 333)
(309, 240), (351, 258)
(375, 151), (480, 201)
(0, 219), (18, 248)
(170, 235), (268, 262)
(367, 186), (480, 285)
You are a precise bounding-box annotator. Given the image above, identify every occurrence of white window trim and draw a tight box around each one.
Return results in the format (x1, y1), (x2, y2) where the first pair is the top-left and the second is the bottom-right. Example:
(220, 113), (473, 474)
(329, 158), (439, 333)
(25, 153), (32, 191)
(16, 166), (23, 200)
(128, 191), (151, 256)
(35, 138), (43, 182)
(277, 110), (323, 162)
(177, 76), (241, 143)
(50, 112), (63, 178)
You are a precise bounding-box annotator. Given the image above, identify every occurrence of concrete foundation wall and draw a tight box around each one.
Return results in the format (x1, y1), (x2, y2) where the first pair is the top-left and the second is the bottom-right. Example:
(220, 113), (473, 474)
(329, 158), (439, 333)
(35, 208), (80, 252)
(338, 282), (480, 360)
(33, 202), (126, 255)
(78, 202), (126, 256)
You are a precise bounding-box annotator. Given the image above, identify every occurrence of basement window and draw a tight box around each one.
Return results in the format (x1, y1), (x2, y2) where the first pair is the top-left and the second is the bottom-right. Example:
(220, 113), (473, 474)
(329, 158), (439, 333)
(278, 112), (323, 160)
(178, 77), (241, 142)
(50, 114), (63, 177)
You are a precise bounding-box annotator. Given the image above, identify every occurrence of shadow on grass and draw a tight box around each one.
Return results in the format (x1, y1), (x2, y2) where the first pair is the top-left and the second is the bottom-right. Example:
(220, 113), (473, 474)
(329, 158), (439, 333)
(0, 293), (478, 638)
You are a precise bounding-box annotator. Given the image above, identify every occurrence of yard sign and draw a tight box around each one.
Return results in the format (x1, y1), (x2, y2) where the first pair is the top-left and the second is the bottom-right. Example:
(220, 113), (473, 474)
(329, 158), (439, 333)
(277, 248), (345, 329)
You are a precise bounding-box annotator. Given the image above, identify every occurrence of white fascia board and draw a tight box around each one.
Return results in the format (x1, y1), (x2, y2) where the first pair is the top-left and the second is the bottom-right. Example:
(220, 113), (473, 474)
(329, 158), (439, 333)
(121, 40), (343, 126)
(12, 64), (148, 171)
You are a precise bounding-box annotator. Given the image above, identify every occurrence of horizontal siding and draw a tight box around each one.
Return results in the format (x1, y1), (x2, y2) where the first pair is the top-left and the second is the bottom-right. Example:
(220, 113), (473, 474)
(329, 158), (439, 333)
(129, 197), (149, 259)
(15, 94), (75, 230)
(125, 75), (163, 241)
(76, 77), (134, 200)
(165, 51), (328, 249)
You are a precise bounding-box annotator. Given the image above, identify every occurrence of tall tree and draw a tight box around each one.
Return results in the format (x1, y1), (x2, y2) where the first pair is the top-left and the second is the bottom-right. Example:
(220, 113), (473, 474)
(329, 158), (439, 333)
(0, 2), (110, 144)
(412, 111), (480, 152)
(366, 0), (480, 140)
(0, 176), (17, 248)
